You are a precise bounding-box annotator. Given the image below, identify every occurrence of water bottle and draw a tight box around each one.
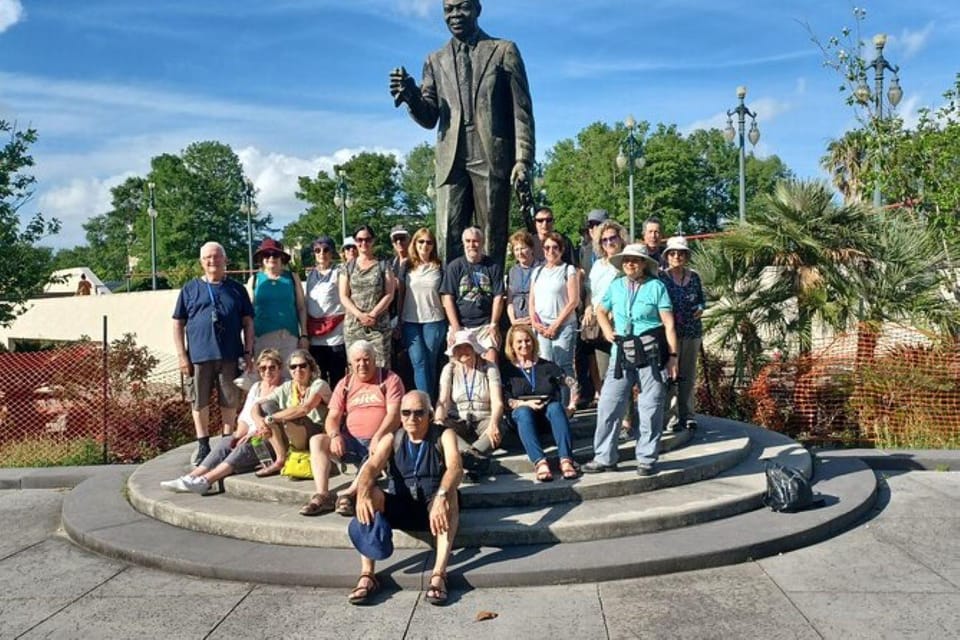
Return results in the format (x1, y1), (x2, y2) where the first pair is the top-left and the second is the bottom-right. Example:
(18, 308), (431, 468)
(250, 436), (273, 469)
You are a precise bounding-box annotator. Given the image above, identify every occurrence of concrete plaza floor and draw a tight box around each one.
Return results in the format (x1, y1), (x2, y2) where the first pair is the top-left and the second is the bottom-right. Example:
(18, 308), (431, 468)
(0, 470), (957, 640)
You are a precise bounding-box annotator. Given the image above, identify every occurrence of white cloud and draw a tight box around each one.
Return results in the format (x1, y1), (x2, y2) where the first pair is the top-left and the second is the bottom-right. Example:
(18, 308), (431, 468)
(896, 94), (923, 130)
(37, 173), (136, 244)
(0, 0), (24, 33)
(237, 145), (403, 228)
(893, 23), (934, 59)
(396, 0), (434, 18)
(682, 97), (791, 136)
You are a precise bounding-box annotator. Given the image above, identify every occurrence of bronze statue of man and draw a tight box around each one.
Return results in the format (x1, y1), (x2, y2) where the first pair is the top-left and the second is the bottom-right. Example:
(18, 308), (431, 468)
(390, 0), (534, 268)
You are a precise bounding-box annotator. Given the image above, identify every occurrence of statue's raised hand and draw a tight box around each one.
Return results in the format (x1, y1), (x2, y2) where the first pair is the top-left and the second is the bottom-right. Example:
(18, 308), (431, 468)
(390, 67), (416, 107)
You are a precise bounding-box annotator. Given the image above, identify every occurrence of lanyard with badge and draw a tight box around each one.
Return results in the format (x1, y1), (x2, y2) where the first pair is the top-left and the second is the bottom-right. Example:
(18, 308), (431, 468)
(405, 436), (428, 498)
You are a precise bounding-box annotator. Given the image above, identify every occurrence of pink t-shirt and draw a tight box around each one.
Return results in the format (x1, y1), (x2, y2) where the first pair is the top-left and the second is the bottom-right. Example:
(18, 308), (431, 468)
(329, 369), (404, 439)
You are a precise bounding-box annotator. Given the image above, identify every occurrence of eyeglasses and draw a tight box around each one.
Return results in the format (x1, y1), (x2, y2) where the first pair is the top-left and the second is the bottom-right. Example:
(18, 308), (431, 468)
(601, 236), (621, 245)
(355, 236), (373, 244)
(535, 217), (554, 224)
(314, 247), (330, 254)
(258, 364), (279, 372)
(400, 408), (427, 418)
(289, 362), (309, 370)
(416, 239), (434, 245)
(543, 245), (560, 252)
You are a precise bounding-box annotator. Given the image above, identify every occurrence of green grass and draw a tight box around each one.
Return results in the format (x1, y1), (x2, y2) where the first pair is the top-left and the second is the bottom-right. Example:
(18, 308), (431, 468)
(0, 437), (106, 467)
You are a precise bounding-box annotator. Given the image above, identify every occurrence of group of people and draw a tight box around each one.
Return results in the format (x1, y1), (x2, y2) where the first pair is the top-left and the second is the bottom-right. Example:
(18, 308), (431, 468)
(162, 207), (705, 605)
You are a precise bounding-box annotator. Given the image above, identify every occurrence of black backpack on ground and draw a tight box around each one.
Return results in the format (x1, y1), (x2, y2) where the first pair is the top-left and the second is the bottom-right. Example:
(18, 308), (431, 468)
(763, 462), (825, 512)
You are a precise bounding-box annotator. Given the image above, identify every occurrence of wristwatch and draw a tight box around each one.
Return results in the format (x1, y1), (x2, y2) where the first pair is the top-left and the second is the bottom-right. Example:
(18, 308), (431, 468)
(265, 415), (275, 425)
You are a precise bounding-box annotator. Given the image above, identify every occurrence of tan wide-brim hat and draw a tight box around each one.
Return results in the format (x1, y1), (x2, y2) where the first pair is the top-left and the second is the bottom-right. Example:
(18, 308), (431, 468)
(609, 243), (659, 277)
(445, 330), (485, 357)
(664, 235), (691, 255)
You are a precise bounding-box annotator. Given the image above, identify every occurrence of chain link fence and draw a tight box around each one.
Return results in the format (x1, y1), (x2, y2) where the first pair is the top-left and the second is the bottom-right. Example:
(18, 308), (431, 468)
(0, 327), (203, 467)
(699, 323), (960, 448)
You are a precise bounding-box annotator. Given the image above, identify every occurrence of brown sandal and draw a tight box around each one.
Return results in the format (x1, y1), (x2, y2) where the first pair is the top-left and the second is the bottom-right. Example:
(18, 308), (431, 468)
(534, 459), (553, 482)
(255, 458), (284, 478)
(335, 494), (356, 517)
(299, 492), (335, 516)
(425, 571), (448, 605)
(348, 572), (379, 605)
(560, 458), (580, 480)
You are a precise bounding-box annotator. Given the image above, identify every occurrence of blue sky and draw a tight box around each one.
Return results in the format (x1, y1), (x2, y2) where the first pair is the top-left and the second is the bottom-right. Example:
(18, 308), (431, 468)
(1, 0), (957, 249)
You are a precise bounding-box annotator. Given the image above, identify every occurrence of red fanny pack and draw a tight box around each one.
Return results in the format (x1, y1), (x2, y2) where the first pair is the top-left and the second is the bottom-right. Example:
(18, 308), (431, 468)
(307, 314), (345, 337)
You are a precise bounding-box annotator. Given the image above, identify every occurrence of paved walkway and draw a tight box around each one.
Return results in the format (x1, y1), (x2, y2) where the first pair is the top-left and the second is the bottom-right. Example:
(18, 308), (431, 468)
(0, 470), (957, 639)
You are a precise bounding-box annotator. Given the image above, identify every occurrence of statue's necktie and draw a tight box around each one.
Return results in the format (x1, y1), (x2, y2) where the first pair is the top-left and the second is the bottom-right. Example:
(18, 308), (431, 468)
(457, 42), (474, 125)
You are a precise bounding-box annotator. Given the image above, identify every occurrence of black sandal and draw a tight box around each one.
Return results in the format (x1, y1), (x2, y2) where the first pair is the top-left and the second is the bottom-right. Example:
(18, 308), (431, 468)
(348, 572), (379, 605)
(425, 571), (448, 606)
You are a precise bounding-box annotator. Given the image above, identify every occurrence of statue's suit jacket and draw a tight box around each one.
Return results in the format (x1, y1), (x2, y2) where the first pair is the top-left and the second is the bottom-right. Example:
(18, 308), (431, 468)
(405, 30), (535, 184)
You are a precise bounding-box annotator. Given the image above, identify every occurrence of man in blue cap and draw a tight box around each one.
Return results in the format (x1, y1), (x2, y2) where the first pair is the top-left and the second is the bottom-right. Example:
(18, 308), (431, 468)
(347, 390), (462, 606)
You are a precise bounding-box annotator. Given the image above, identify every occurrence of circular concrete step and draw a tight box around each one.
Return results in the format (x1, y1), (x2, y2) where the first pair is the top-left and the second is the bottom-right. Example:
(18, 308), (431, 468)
(218, 426), (730, 508)
(125, 422), (797, 547)
(63, 419), (876, 588)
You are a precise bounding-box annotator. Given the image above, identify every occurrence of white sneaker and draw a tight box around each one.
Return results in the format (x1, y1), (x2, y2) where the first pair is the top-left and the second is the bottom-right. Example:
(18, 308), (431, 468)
(160, 476), (193, 493)
(185, 476), (211, 495)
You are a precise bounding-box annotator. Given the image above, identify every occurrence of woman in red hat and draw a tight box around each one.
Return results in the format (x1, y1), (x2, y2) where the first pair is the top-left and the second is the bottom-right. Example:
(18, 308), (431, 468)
(248, 238), (308, 372)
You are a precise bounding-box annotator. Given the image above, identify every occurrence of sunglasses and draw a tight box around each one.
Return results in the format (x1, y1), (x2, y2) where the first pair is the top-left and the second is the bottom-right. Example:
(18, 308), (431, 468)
(588, 221), (602, 228)
(263, 251), (283, 259)
(355, 236), (373, 244)
(535, 217), (554, 224)
(543, 245), (560, 252)
(258, 364), (279, 372)
(601, 236), (621, 245)
(401, 408), (428, 418)
(289, 362), (309, 370)
(343, 245), (358, 251)
(416, 239), (434, 245)
(622, 257), (642, 265)
(392, 236), (409, 242)
(314, 247), (331, 254)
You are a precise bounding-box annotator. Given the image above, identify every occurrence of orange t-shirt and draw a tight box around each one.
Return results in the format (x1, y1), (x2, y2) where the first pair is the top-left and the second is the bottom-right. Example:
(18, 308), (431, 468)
(329, 369), (404, 439)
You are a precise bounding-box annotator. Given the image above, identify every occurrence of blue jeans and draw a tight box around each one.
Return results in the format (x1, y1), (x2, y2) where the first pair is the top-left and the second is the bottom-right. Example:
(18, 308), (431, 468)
(594, 363), (666, 466)
(536, 322), (576, 406)
(402, 320), (447, 402)
(511, 401), (573, 464)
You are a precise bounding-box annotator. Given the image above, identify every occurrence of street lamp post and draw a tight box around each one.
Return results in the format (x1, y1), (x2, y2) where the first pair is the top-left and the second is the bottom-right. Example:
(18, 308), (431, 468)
(616, 115), (646, 240)
(147, 181), (158, 291)
(854, 33), (902, 209)
(724, 86), (761, 224)
(333, 170), (353, 244)
(242, 178), (256, 276)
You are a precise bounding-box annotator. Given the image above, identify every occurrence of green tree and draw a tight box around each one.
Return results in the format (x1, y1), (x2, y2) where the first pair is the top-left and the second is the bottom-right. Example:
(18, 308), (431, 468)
(286, 151), (405, 257)
(0, 122), (60, 326)
(398, 143), (436, 230)
(542, 121), (632, 240)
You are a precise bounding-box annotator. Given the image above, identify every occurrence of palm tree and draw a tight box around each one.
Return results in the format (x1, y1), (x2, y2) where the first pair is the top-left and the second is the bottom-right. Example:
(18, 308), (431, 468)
(821, 129), (870, 205)
(703, 179), (873, 356)
(838, 210), (960, 363)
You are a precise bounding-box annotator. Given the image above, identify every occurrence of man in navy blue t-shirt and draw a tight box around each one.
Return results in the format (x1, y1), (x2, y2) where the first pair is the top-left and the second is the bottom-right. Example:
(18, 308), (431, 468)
(173, 241), (254, 463)
(440, 227), (504, 364)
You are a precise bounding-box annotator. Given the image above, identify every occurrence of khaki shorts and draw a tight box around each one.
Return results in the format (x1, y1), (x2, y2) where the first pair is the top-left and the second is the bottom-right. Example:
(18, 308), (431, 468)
(189, 360), (241, 411)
